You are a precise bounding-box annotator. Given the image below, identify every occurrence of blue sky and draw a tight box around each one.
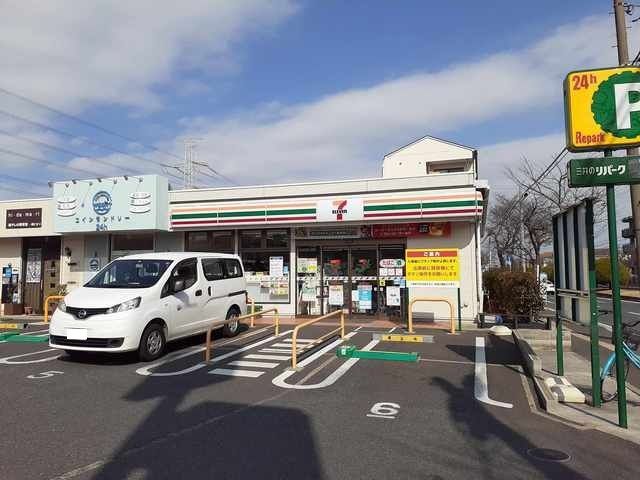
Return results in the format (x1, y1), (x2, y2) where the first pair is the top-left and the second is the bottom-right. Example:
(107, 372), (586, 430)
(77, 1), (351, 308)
(0, 0), (636, 230)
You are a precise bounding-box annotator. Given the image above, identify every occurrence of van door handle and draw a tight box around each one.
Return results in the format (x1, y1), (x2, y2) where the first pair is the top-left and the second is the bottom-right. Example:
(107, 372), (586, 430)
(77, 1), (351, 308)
(208, 286), (212, 296)
(195, 289), (203, 297)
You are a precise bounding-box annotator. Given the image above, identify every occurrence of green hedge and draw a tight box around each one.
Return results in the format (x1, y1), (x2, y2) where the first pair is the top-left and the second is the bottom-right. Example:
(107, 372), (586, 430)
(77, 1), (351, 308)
(483, 269), (544, 318)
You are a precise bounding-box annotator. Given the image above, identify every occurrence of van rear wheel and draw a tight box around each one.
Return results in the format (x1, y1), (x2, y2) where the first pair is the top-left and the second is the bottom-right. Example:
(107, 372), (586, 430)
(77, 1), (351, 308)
(222, 309), (240, 337)
(139, 323), (166, 361)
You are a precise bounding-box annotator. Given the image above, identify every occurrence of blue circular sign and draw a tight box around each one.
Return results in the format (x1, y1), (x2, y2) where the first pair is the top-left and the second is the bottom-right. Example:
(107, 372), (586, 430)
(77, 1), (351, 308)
(92, 191), (112, 215)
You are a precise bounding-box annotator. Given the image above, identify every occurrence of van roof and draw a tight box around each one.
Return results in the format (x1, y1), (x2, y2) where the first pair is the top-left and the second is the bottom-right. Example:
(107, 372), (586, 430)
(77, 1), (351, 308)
(116, 252), (240, 261)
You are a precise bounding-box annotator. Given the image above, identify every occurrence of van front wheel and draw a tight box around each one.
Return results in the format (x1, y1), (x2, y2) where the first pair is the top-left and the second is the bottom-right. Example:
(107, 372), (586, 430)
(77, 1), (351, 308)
(222, 309), (240, 337)
(139, 324), (166, 361)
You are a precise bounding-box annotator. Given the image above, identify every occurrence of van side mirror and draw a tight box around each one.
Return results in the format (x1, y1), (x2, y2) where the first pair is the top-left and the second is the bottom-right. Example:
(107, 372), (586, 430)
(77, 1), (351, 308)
(171, 277), (186, 293)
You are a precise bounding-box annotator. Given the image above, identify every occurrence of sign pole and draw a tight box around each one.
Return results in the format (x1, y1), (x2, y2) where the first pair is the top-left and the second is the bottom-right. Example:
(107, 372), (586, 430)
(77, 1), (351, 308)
(457, 288), (462, 332)
(585, 199), (601, 407)
(605, 150), (628, 428)
(552, 216), (564, 376)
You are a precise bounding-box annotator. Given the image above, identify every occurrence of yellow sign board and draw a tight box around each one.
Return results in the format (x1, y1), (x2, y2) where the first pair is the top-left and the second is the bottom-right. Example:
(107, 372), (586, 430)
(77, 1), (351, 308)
(564, 67), (640, 152)
(405, 248), (459, 287)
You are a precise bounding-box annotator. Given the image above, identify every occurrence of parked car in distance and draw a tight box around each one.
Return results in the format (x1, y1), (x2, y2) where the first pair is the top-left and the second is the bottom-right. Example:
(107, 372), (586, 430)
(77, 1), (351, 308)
(49, 252), (247, 361)
(543, 281), (555, 295)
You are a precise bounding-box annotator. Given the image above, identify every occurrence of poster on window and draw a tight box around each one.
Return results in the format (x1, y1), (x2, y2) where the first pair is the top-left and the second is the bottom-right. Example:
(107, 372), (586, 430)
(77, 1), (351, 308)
(297, 258), (318, 274)
(301, 278), (317, 302)
(329, 285), (344, 306)
(358, 284), (372, 309)
(386, 286), (401, 306)
(269, 256), (284, 277)
(26, 248), (42, 284)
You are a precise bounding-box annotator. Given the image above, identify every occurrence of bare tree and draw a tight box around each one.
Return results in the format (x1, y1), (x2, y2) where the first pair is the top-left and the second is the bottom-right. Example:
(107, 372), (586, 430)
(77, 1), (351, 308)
(506, 155), (605, 218)
(485, 194), (520, 268)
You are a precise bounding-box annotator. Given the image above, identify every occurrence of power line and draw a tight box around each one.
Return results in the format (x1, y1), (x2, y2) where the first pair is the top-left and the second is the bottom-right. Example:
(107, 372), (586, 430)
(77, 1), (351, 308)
(0, 87), (236, 185)
(0, 146), (102, 178)
(194, 161), (236, 185)
(0, 107), (174, 170)
(0, 126), (142, 176)
(0, 85), (185, 163)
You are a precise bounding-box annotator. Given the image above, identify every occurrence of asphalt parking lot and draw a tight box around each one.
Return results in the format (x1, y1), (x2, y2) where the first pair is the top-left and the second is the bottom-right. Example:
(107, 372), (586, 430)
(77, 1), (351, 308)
(1, 322), (639, 480)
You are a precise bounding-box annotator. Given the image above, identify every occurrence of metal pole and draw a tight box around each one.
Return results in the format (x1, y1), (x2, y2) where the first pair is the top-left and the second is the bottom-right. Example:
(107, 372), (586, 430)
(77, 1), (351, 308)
(605, 150), (628, 428)
(552, 216), (564, 376)
(457, 288), (462, 331)
(585, 199), (601, 407)
(613, 0), (640, 284)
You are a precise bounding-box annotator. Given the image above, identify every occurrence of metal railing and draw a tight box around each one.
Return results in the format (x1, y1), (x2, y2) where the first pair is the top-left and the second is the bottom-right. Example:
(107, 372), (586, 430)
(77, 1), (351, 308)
(408, 298), (454, 334)
(204, 308), (279, 362)
(291, 309), (345, 369)
(44, 295), (65, 323)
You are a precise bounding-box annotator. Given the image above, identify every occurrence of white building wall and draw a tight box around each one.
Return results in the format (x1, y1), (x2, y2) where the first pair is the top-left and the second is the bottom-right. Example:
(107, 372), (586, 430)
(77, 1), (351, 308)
(60, 235), (86, 291)
(407, 221), (478, 322)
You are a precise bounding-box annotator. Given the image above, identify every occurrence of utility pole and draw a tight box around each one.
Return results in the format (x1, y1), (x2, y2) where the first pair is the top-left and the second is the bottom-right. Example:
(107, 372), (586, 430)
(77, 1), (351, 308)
(519, 188), (526, 272)
(183, 139), (198, 189)
(614, 0), (640, 284)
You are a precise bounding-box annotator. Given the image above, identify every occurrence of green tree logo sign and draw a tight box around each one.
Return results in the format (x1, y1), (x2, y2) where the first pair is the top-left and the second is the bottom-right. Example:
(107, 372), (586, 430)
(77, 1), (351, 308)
(592, 71), (640, 139)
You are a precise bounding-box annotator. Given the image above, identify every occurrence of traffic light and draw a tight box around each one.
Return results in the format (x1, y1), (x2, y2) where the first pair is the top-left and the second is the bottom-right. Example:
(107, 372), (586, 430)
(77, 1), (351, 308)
(622, 216), (634, 239)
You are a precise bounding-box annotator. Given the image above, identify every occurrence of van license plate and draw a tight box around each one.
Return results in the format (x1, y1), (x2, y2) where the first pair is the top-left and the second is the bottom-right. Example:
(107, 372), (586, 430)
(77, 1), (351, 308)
(66, 329), (88, 341)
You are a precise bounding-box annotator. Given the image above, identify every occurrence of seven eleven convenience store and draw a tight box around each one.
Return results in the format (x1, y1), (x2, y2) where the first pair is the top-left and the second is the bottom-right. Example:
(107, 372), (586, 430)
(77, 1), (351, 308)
(0, 135), (488, 323)
(168, 136), (489, 323)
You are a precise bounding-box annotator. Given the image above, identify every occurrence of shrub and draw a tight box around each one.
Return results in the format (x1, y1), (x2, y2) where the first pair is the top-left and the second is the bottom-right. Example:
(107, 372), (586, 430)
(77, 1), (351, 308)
(483, 269), (545, 318)
(595, 257), (631, 287)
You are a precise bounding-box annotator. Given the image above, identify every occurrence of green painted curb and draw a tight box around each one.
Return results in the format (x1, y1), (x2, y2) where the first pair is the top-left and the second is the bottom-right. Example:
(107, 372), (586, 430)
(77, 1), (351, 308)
(0, 331), (21, 341)
(6, 335), (49, 343)
(336, 345), (419, 362)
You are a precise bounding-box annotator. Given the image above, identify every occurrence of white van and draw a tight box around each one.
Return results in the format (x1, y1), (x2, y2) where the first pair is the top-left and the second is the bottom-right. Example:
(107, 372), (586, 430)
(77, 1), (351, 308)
(49, 252), (247, 361)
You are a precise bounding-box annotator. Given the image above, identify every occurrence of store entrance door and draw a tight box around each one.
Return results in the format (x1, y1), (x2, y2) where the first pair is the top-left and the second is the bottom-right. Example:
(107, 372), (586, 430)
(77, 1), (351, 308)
(349, 248), (378, 317)
(321, 248), (349, 315)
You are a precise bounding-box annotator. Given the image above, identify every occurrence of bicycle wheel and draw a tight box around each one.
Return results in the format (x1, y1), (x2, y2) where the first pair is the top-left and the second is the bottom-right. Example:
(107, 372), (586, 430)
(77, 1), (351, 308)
(601, 359), (630, 402)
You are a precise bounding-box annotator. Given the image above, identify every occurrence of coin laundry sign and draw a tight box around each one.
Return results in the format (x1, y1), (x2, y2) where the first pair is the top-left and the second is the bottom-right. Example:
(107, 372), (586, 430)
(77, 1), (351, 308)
(564, 67), (640, 151)
(52, 175), (168, 233)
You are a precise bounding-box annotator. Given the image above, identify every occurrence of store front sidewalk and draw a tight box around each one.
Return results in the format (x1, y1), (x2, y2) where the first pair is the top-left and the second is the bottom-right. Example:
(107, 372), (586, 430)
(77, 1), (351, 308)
(0, 314), (45, 323)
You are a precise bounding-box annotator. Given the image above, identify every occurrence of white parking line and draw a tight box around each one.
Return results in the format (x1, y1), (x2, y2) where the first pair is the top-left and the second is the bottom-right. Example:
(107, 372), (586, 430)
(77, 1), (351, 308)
(209, 368), (264, 378)
(0, 348), (61, 365)
(135, 327), (289, 376)
(629, 312), (640, 316)
(281, 338), (314, 344)
(272, 330), (365, 390)
(245, 354), (290, 361)
(259, 348), (293, 353)
(271, 342), (300, 348)
(228, 360), (278, 369)
(474, 337), (513, 409)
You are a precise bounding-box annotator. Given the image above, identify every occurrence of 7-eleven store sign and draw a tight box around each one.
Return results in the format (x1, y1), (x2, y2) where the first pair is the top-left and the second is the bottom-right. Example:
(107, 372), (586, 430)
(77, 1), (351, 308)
(317, 198), (364, 222)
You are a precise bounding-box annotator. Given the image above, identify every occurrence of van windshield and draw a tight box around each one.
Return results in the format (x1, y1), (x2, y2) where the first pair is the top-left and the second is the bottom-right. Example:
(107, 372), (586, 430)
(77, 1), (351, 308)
(85, 259), (173, 288)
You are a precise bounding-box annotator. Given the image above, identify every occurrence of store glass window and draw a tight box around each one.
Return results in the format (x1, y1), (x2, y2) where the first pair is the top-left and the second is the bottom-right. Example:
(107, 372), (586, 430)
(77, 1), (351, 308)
(266, 229), (289, 248)
(186, 231), (234, 253)
(240, 229), (290, 304)
(112, 233), (154, 252)
(240, 230), (262, 249)
(186, 232), (209, 251)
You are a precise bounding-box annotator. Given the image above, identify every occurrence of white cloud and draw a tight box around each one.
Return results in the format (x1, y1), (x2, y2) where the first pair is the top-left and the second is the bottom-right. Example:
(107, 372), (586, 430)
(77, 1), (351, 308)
(0, 0), (298, 198)
(0, 0), (298, 112)
(163, 15), (628, 186)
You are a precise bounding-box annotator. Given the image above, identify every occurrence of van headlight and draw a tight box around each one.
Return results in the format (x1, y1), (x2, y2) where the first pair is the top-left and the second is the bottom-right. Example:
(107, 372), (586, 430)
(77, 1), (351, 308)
(57, 300), (67, 312)
(106, 297), (141, 314)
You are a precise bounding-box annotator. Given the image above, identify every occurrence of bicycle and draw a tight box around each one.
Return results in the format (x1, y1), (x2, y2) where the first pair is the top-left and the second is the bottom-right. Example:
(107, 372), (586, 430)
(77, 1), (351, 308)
(600, 319), (640, 402)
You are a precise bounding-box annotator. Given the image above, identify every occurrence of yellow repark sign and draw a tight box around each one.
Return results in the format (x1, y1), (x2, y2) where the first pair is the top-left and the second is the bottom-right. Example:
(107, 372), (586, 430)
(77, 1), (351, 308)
(564, 66), (640, 152)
